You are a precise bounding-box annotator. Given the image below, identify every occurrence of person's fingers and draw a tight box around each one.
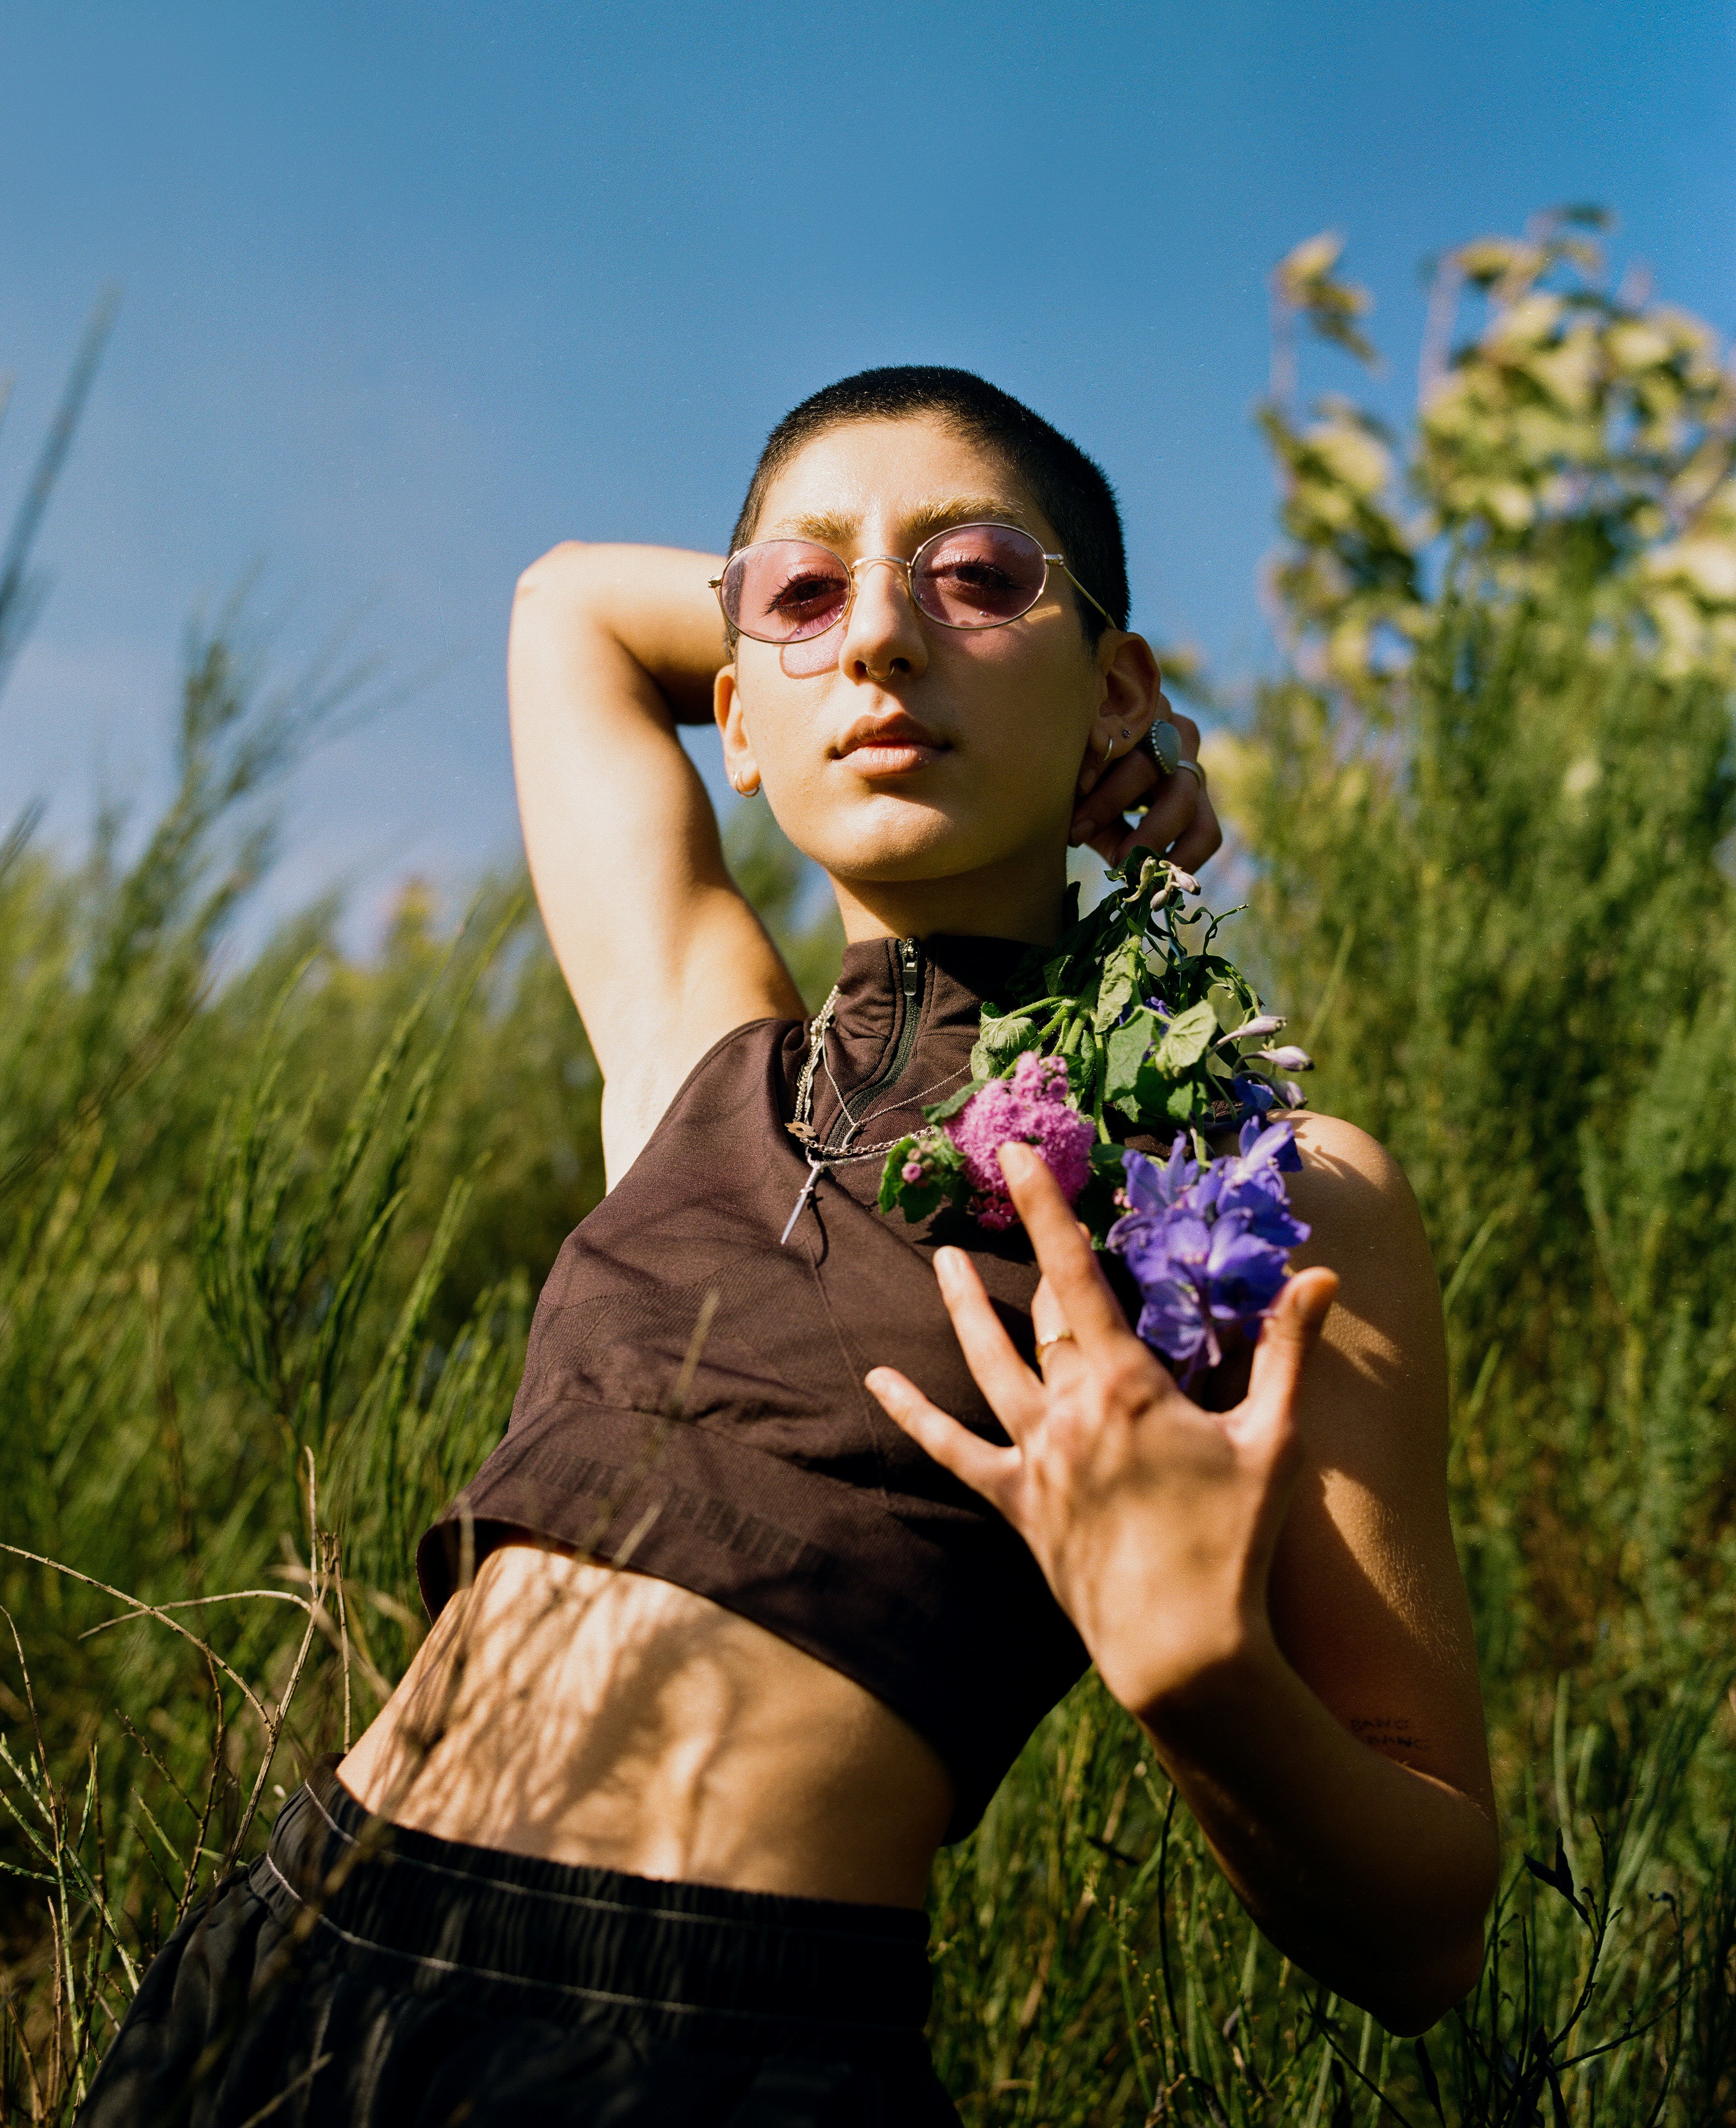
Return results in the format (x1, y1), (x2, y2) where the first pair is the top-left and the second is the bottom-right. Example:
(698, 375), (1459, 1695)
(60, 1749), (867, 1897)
(1104, 771), (1201, 869)
(1030, 1273), (1068, 1347)
(1167, 785), (1224, 873)
(997, 1144), (1129, 1348)
(932, 1247), (1047, 1434)
(1155, 716), (1223, 871)
(1236, 1268), (1339, 1452)
(1081, 710), (1223, 873)
(1071, 752), (1157, 846)
(864, 1366), (1019, 1508)
(1029, 1273), (1086, 1382)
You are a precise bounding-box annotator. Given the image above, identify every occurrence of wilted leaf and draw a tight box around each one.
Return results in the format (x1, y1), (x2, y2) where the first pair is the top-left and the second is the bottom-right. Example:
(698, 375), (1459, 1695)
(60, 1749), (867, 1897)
(1091, 933), (1148, 1033)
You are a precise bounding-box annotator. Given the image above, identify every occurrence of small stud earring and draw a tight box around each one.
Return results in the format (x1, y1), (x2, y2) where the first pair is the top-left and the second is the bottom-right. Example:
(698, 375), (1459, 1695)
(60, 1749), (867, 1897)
(1121, 726), (1133, 739)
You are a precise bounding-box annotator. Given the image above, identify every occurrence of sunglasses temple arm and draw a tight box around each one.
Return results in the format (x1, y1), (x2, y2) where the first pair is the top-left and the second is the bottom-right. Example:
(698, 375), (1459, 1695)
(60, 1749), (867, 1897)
(1058, 561), (1120, 633)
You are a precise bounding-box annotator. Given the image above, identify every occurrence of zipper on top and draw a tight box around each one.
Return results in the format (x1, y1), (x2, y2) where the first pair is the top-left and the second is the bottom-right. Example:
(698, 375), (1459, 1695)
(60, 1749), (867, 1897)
(820, 937), (923, 1154)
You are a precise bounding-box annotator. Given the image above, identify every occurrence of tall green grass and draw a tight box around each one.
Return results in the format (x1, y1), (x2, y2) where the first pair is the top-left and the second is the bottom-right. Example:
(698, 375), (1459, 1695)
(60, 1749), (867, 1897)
(6, 215), (1736, 2121)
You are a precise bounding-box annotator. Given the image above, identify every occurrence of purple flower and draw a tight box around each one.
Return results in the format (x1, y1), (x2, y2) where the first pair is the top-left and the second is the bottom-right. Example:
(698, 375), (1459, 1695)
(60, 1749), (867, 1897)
(946, 1051), (1096, 1231)
(1123, 1128), (1199, 1213)
(1236, 1113), (1304, 1170)
(1254, 1044), (1314, 1073)
(901, 1159), (924, 1183)
(1231, 1073), (1278, 1117)
(1107, 1120), (1311, 1384)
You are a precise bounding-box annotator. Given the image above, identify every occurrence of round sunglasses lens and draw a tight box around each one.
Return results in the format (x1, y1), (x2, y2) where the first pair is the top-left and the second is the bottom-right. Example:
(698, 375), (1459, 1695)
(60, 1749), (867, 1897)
(913, 523), (1048, 627)
(724, 542), (851, 641)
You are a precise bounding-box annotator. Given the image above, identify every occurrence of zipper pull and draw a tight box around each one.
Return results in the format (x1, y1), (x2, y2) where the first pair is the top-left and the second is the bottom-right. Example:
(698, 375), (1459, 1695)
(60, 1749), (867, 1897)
(899, 937), (920, 993)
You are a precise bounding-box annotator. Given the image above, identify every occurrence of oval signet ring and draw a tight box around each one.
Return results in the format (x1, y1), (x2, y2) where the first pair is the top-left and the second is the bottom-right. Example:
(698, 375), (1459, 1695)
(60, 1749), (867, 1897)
(1148, 722), (1183, 776)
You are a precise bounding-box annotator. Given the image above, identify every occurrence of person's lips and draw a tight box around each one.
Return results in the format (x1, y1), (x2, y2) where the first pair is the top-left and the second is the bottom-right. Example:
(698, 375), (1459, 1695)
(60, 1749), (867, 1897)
(835, 711), (949, 778)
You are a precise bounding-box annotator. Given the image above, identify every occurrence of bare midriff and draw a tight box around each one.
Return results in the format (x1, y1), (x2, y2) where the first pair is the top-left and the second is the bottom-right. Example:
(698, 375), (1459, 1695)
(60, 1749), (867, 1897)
(336, 1543), (955, 1909)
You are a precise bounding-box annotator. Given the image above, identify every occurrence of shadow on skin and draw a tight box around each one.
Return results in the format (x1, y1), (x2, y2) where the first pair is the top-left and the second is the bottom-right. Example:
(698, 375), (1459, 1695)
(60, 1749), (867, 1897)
(338, 1543), (953, 1904)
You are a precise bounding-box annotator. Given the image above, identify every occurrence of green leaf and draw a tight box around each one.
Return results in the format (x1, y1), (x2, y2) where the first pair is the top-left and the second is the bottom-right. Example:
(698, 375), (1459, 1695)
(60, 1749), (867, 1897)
(893, 1180), (951, 1222)
(1164, 1078), (1205, 1124)
(969, 1011), (1040, 1082)
(1105, 1009), (1160, 1105)
(924, 1081), (988, 1124)
(1074, 1154), (1130, 1246)
(877, 1138), (920, 1211)
(1153, 999), (1219, 1072)
(878, 1131), (969, 1222)
(1091, 933), (1147, 1033)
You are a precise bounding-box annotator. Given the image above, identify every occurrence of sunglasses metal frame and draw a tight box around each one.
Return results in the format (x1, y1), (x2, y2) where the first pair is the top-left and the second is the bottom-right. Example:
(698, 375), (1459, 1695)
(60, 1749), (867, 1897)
(710, 521), (1118, 644)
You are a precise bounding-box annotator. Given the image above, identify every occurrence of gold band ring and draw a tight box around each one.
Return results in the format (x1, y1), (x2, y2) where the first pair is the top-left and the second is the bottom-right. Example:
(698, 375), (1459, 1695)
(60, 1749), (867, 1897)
(1035, 1330), (1076, 1366)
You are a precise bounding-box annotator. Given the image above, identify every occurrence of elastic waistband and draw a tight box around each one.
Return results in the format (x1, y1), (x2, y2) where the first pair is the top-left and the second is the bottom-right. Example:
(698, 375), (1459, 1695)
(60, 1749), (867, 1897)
(252, 1759), (934, 2052)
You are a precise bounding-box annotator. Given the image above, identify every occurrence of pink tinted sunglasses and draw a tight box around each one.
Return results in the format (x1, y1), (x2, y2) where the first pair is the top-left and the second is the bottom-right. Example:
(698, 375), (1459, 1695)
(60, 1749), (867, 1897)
(712, 520), (1116, 644)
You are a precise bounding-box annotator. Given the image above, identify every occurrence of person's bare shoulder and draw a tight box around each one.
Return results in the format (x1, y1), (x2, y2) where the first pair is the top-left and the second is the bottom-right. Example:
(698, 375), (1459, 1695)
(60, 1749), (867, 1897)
(1281, 1109), (1449, 1456)
(1265, 1110), (1491, 1820)
(1289, 1108), (1416, 1209)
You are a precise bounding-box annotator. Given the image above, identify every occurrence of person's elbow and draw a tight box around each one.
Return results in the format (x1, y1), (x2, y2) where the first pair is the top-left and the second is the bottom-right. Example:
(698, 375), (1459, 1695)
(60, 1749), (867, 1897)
(1353, 1830), (1500, 2035)
(1361, 1919), (1488, 2035)
(514, 538), (598, 609)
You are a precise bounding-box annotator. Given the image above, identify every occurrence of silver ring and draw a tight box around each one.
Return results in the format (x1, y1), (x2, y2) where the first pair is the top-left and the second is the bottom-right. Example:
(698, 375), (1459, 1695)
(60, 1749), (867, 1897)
(1147, 722), (1182, 776)
(1172, 757), (1206, 790)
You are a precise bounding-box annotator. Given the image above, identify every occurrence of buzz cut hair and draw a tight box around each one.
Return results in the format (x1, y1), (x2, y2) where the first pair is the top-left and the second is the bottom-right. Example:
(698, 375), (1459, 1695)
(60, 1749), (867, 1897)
(728, 365), (1130, 646)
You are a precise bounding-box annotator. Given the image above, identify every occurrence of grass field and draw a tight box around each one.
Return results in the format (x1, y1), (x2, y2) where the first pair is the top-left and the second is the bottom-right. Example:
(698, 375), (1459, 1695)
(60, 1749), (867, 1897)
(6, 217), (1736, 2122)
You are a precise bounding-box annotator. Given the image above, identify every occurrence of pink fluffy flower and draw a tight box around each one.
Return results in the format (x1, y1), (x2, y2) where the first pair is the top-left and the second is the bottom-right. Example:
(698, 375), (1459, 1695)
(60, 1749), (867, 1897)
(945, 1052), (1095, 1230)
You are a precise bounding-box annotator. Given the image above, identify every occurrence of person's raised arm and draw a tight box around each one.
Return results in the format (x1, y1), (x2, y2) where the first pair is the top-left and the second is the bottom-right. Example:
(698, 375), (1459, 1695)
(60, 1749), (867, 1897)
(510, 543), (803, 1184)
(864, 1136), (1499, 2036)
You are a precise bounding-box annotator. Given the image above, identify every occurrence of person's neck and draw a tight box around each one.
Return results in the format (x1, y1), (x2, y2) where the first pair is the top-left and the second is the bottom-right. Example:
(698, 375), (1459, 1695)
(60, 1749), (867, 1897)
(829, 851), (1071, 949)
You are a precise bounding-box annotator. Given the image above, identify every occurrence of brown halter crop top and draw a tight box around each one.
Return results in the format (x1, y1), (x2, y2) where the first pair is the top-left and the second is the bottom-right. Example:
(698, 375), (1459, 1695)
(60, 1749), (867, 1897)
(417, 934), (1091, 1836)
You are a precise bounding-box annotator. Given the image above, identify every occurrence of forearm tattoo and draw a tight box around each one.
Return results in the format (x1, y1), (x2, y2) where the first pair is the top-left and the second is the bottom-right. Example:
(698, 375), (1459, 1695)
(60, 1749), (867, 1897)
(1350, 1714), (1426, 1756)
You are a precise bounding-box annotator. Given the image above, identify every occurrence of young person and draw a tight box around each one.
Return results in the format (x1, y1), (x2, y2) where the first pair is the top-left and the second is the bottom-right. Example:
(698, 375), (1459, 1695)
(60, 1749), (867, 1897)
(82, 369), (1498, 2127)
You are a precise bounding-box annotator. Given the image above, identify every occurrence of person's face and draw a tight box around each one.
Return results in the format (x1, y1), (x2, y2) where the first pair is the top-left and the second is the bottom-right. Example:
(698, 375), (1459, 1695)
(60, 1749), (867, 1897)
(715, 415), (1138, 893)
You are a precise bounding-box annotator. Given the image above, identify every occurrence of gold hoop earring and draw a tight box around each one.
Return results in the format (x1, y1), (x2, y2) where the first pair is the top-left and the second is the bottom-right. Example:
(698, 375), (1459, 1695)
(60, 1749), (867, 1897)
(1099, 737), (1113, 767)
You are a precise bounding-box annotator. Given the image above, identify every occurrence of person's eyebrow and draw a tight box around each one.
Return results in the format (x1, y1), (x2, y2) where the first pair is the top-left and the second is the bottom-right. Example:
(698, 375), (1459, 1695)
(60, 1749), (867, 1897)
(762, 496), (1038, 546)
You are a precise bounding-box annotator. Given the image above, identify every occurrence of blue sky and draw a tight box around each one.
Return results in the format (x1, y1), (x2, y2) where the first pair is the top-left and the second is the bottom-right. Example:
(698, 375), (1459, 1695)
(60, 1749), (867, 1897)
(2, 1), (1732, 946)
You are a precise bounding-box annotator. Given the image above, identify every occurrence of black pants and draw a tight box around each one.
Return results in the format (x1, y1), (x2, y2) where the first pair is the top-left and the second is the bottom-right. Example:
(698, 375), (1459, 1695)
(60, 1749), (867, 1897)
(77, 1759), (960, 2127)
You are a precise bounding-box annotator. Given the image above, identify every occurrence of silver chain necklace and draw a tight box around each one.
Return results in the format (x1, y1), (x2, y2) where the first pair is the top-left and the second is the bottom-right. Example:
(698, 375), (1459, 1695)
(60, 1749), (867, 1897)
(780, 983), (967, 1244)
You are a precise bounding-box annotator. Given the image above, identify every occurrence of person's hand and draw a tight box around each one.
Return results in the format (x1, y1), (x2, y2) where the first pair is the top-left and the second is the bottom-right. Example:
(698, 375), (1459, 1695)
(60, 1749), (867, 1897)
(1070, 694), (1222, 877)
(864, 1141), (1337, 1721)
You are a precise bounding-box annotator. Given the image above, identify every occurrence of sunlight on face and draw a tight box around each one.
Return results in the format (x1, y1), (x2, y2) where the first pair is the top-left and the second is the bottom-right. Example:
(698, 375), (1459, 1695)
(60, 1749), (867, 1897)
(714, 414), (1108, 893)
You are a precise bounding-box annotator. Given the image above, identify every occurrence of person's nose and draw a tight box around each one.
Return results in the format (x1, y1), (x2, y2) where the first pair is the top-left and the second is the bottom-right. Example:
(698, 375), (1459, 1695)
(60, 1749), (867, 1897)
(837, 558), (928, 686)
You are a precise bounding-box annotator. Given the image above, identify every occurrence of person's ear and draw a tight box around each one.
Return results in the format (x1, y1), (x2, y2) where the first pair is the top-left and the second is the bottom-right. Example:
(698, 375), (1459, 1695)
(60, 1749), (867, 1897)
(1082, 632), (1162, 787)
(715, 665), (762, 796)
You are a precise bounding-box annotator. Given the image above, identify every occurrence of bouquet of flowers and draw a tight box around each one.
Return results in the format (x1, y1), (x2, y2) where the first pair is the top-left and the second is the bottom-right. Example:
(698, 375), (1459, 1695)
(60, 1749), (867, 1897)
(877, 856), (1314, 1375)
(1107, 1120), (1310, 1387)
